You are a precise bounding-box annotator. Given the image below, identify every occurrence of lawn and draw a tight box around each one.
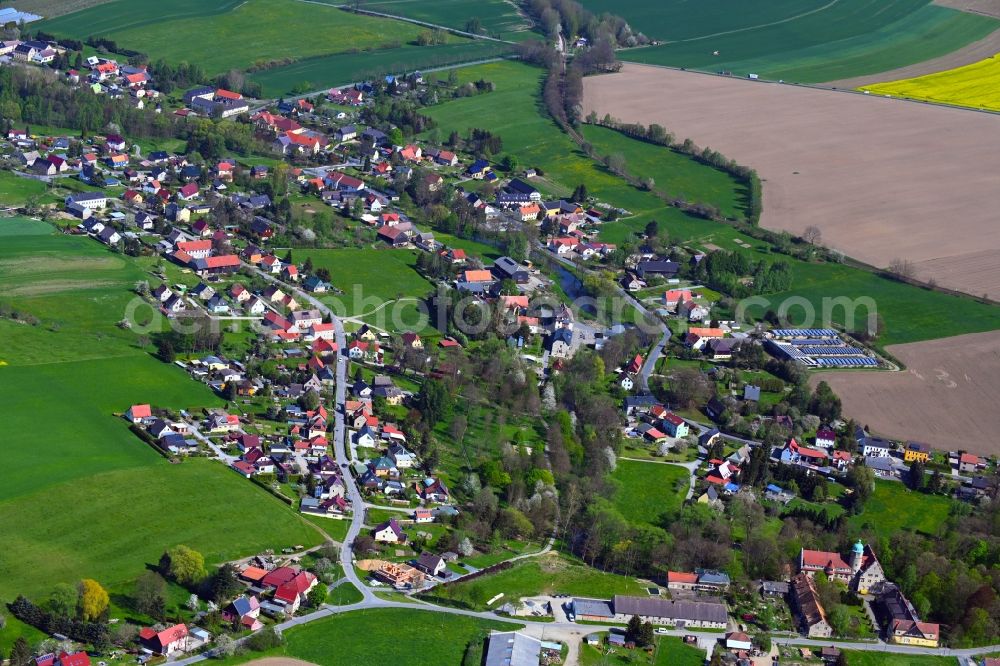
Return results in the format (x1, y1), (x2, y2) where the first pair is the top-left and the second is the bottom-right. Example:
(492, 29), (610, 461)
(862, 53), (1000, 112)
(226, 608), (519, 666)
(848, 481), (955, 536)
(611, 0), (999, 83)
(580, 635), (705, 666)
(610, 460), (690, 528)
(250, 40), (514, 98)
(39, 0), (428, 77)
(422, 552), (650, 609)
(0, 173), (48, 206)
(291, 247), (434, 318)
(843, 651), (958, 666)
(580, 124), (748, 220)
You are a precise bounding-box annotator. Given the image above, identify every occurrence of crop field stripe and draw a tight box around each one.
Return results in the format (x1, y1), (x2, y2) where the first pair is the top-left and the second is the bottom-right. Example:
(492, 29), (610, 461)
(613, 0), (999, 83)
(39, 0), (246, 36)
(661, 0), (842, 45)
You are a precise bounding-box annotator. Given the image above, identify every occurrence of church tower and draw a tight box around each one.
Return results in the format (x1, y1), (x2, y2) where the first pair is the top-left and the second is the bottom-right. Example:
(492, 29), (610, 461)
(850, 539), (865, 574)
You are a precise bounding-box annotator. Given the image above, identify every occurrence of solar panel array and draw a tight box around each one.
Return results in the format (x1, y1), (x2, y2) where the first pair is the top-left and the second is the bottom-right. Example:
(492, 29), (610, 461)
(767, 335), (878, 368)
(797, 346), (865, 356)
(770, 328), (839, 339)
(814, 357), (879, 367)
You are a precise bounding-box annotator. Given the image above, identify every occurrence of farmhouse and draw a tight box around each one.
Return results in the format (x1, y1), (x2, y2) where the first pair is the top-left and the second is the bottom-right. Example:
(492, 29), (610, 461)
(611, 595), (727, 628)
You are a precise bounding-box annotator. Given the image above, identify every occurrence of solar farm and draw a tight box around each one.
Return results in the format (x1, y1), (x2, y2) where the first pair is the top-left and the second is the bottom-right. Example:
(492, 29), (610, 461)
(765, 329), (881, 368)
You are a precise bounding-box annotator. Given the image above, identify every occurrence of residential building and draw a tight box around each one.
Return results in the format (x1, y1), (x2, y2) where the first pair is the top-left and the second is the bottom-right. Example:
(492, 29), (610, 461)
(139, 624), (189, 655)
(903, 441), (932, 463)
(862, 436), (894, 458)
(791, 573), (832, 638)
(373, 518), (406, 543)
(661, 413), (689, 438)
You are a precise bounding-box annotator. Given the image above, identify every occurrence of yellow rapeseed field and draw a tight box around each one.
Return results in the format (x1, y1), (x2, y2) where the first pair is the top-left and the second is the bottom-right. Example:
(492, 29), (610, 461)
(860, 54), (1000, 112)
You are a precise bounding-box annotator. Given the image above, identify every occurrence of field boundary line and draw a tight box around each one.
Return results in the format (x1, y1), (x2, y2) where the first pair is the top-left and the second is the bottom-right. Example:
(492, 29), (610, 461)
(622, 0), (840, 47)
(298, 1), (515, 43)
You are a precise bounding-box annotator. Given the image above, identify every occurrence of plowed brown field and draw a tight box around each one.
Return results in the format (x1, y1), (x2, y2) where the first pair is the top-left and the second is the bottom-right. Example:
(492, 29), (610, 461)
(583, 65), (1000, 298)
(816, 330), (1000, 454)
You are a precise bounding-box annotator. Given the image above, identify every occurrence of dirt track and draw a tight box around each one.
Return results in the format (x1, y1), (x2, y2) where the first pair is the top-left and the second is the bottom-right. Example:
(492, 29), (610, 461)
(584, 65), (1000, 298)
(243, 659), (318, 666)
(815, 330), (1000, 454)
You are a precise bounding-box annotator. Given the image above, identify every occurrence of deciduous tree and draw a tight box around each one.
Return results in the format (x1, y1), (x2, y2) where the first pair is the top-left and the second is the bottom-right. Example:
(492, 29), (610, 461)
(78, 579), (109, 622)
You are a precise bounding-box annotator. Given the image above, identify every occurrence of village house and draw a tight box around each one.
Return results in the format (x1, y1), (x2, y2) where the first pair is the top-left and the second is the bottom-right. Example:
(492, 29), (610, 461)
(373, 518), (406, 543)
(139, 624), (190, 655)
(903, 441), (932, 463)
(791, 573), (832, 638)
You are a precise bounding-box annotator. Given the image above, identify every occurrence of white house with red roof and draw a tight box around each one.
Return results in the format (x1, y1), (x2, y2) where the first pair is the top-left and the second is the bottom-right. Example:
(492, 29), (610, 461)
(126, 403), (152, 424)
(661, 412), (689, 438)
(780, 439), (829, 467)
(705, 459), (740, 485)
(815, 427), (837, 448)
(139, 624), (189, 655)
(261, 567), (317, 613)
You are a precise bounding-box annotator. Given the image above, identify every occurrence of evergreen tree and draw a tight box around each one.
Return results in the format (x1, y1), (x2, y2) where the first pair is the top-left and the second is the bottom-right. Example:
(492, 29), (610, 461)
(10, 638), (32, 666)
(625, 614), (642, 644)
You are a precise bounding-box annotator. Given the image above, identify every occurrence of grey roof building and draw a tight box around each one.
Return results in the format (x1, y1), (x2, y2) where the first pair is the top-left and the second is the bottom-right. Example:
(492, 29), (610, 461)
(612, 595), (728, 627)
(572, 598), (614, 619)
(484, 631), (541, 666)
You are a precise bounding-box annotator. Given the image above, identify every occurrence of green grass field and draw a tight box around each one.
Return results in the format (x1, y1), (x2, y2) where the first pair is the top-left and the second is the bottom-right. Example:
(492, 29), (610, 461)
(423, 553), (649, 609)
(39, 0), (428, 77)
(0, 460), (321, 600)
(224, 608), (519, 666)
(848, 481), (955, 536)
(292, 247), (434, 317)
(604, 0), (999, 83)
(361, 0), (533, 38)
(250, 40), (512, 97)
(610, 460), (689, 528)
(581, 124), (748, 219)
(0, 230), (322, 623)
(843, 651), (957, 666)
(0, 173), (48, 206)
(426, 61), (1000, 345)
